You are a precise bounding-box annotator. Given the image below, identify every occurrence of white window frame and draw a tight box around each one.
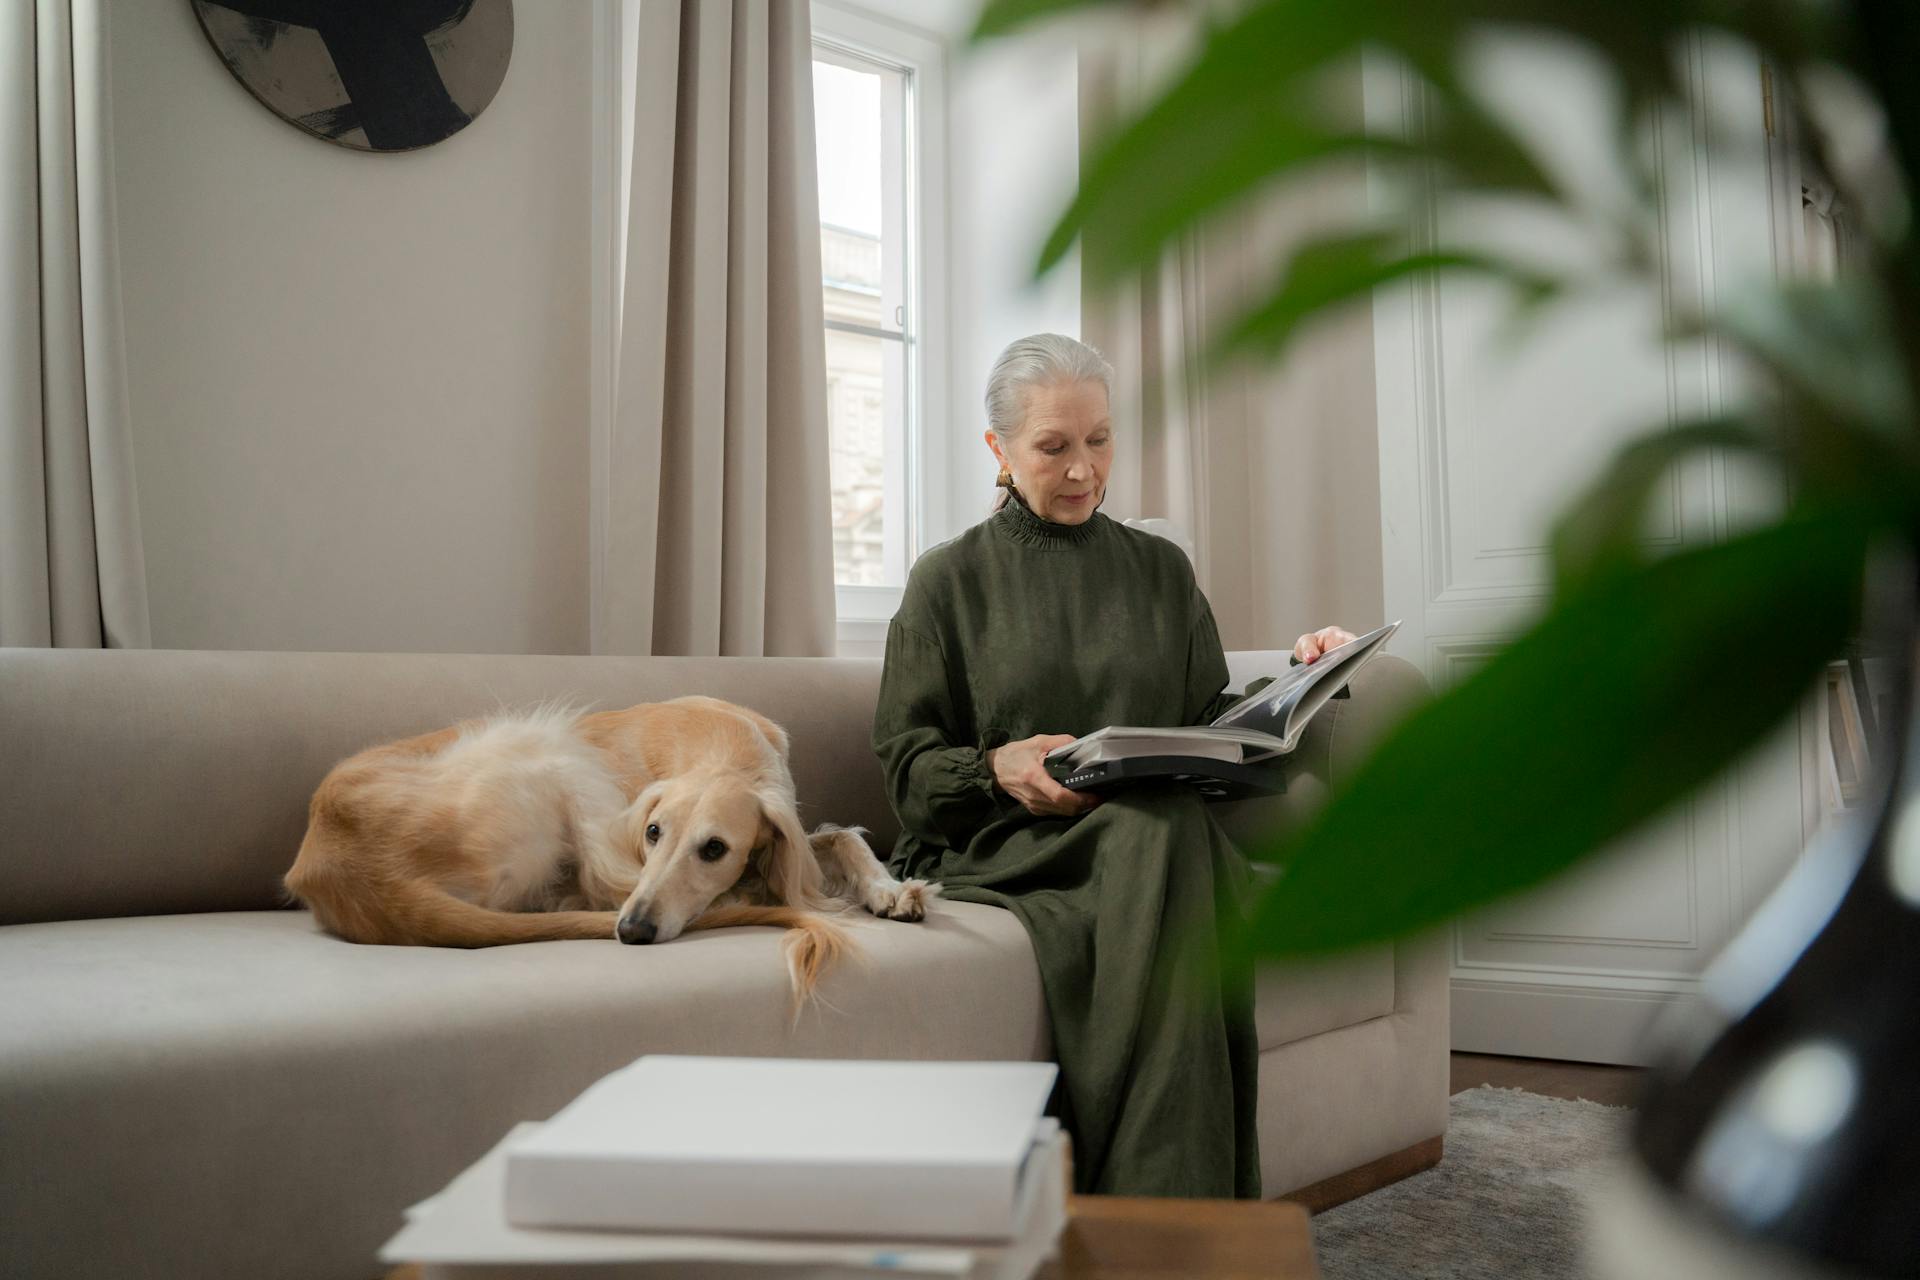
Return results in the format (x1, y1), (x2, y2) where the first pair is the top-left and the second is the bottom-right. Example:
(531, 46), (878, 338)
(811, 2), (950, 656)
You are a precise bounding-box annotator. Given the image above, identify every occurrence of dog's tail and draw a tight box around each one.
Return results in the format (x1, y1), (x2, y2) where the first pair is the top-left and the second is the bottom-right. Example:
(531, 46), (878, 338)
(290, 859), (616, 947)
(686, 904), (856, 1019)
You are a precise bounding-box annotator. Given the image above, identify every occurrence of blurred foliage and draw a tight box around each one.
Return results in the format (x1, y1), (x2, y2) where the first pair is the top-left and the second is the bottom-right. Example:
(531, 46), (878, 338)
(973, 0), (1920, 955)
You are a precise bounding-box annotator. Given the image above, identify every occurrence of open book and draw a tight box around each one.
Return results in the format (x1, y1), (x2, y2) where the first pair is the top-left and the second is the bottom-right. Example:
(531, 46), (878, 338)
(1044, 621), (1401, 800)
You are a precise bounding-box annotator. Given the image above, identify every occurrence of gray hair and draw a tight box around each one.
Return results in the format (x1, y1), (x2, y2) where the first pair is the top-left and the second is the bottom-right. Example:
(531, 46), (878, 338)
(985, 333), (1115, 511)
(986, 333), (1114, 438)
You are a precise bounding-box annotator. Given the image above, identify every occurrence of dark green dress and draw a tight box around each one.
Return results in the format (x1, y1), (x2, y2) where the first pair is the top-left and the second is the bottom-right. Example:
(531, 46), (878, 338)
(870, 490), (1266, 1199)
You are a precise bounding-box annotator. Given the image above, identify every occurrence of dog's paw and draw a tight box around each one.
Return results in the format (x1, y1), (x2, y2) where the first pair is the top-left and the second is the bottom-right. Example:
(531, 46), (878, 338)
(865, 877), (940, 922)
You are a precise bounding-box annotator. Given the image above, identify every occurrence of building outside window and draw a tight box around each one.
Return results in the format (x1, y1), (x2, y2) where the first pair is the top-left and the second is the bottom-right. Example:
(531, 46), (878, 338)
(813, 10), (940, 602)
(820, 215), (894, 586)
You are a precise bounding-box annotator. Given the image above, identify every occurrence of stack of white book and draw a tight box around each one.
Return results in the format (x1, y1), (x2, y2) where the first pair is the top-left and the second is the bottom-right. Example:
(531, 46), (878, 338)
(380, 1056), (1069, 1280)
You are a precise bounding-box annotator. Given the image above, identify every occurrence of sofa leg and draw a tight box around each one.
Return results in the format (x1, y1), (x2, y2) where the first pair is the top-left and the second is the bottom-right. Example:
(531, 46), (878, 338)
(1274, 1135), (1444, 1214)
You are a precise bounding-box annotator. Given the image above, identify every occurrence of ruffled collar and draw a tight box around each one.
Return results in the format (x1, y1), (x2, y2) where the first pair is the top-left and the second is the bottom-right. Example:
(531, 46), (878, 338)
(990, 487), (1107, 549)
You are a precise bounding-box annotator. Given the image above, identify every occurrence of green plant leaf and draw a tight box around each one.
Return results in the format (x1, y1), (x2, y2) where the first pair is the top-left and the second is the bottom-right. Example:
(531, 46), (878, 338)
(1045, 3), (1564, 286)
(1045, 3), (1392, 281)
(970, 0), (1125, 41)
(1216, 230), (1559, 358)
(1415, 83), (1565, 201)
(966, 0), (1903, 981)
(1062, 122), (1390, 286)
(991, 0), (1849, 295)
(1548, 416), (1775, 597)
(1675, 277), (1920, 525)
(1231, 503), (1876, 958)
(1705, 278), (1915, 441)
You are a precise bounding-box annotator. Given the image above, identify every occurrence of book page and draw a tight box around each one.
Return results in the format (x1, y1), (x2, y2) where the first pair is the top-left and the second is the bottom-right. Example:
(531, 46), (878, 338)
(1209, 621), (1401, 746)
(1208, 661), (1317, 728)
(1045, 725), (1288, 767)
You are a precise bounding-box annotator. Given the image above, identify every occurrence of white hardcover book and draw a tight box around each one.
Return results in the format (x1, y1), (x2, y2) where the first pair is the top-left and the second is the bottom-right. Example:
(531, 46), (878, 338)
(381, 1119), (1071, 1280)
(502, 1057), (1060, 1242)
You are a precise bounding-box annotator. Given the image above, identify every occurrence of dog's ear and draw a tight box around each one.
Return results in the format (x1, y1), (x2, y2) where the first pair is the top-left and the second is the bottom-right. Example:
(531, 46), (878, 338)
(756, 790), (832, 912)
(735, 706), (791, 761)
(611, 780), (669, 862)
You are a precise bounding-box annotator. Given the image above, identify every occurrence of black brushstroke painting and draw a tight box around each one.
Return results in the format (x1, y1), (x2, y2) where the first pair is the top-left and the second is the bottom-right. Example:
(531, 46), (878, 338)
(191, 0), (513, 152)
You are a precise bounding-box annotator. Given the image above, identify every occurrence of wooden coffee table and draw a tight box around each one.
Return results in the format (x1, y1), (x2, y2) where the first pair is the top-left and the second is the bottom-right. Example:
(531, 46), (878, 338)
(385, 1194), (1318, 1279)
(1045, 1195), (1319, 1278)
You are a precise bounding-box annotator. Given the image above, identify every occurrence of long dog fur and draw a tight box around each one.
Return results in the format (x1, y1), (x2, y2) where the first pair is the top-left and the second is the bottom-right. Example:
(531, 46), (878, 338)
(284, 696), (935, 1010)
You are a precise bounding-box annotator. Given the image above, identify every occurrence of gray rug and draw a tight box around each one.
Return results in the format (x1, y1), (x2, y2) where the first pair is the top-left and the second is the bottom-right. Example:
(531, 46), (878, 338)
(1312, 1086), (1629, 1279)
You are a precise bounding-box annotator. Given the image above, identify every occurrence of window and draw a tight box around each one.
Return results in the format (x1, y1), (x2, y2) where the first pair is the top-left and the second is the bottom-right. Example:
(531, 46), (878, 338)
(814, 41), (910, 589)
(811, 5), (946, 627)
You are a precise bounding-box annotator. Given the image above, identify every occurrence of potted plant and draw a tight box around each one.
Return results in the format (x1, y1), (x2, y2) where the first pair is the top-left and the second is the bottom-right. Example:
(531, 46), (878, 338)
(976, 0), (1920, 1273)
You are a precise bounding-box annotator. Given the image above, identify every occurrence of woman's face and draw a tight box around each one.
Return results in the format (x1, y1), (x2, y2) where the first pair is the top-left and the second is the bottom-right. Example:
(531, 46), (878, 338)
(985, 379), (1113, 524)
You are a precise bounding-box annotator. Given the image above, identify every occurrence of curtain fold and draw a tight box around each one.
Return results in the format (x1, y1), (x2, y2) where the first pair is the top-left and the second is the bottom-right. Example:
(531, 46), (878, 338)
(605, 0), (834, 657)
(1077, 21), (1225, 590)
(1, 0), (150, 649)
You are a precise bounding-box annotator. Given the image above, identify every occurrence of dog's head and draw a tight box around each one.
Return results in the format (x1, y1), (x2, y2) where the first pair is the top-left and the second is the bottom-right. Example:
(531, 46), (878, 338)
(607, 771), (825, 945)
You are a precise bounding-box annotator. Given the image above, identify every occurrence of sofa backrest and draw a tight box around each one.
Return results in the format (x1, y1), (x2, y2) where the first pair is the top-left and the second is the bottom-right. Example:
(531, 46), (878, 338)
(0, 650), (897, 925)
(0, 647), (1296, 926)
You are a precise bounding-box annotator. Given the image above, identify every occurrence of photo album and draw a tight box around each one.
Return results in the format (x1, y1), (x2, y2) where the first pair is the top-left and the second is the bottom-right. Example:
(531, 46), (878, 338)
(1044, 621), (1401, 800)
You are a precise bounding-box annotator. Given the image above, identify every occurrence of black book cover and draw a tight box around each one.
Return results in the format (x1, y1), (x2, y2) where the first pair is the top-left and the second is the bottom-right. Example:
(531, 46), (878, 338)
(1046, 753), (1288, 801)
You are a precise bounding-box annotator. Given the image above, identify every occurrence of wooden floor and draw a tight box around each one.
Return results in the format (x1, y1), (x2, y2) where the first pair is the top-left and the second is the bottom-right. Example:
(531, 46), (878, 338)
(1450, 1051), (1644, 1108)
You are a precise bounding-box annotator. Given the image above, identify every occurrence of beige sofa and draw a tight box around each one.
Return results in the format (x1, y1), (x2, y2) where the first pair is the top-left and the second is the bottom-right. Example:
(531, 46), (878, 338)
(0, 647), (1446, 1280)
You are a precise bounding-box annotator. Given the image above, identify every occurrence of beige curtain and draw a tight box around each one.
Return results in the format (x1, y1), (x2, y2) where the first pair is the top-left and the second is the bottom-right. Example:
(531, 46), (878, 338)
(606, 0), (835, 657)
(1077, 25), (1383, 651)
(0, 0), (149, 649)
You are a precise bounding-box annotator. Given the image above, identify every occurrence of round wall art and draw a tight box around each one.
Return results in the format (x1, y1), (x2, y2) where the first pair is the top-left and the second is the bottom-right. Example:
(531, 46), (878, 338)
(189, 0), (514, 152)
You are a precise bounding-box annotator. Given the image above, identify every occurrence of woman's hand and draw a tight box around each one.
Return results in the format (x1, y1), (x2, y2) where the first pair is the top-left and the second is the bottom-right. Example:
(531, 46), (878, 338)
(1293, 625), (1357, 664)
(985, 734), (1103, 818)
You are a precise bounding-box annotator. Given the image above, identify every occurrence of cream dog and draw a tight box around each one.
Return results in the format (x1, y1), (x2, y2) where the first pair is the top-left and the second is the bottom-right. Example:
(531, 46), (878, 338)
(284, 694), (935, 1001)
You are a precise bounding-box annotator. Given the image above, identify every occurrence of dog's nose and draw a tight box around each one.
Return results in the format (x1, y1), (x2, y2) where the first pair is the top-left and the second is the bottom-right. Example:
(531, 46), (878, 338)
(617, 916), (658, 945)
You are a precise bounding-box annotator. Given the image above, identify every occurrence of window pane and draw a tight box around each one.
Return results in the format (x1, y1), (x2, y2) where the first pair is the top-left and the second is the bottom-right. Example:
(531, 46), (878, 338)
(814, 62), (882, 250)
(825, 328), (905, 587)
(815, 49), (911, 589)
(813, 59), (902, 336)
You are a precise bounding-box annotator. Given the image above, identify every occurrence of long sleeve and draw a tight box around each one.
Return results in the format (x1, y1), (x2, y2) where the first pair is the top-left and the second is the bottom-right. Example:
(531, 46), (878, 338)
(1184, 591), (1231, 725)
(872, 618), (1013, 850)
(1185, 591), (1275, 725)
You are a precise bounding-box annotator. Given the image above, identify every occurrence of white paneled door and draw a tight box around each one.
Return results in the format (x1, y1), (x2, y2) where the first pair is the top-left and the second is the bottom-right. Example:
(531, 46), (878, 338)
(1367, 39), (1823, 1064)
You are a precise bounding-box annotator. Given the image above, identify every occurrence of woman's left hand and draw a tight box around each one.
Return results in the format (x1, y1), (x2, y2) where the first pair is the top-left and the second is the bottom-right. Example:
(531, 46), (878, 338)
(1293, 625), (1356, 664)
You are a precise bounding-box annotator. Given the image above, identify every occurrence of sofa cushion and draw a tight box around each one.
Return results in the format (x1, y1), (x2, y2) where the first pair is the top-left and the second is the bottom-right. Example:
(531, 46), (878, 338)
(1253, 947), (1398, 1050)
(1237, 859), (1397, 1050)
(0, 902), (1047, 1280)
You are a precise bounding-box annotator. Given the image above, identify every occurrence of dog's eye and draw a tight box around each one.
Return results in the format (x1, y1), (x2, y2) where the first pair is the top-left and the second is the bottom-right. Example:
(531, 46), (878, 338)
(699, 838), (727, 862)
(644, 823), (660, 844)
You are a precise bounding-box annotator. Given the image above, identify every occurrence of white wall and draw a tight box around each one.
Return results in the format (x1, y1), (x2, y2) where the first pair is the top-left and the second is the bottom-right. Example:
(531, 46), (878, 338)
(109, 1), (592, 654)
(938, 28), (1083, 547)
(106, 0), (1377, 659)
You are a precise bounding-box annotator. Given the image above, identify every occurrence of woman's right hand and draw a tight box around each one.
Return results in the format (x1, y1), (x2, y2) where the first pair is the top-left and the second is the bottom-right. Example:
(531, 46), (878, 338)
(986, 734), (1103, 818)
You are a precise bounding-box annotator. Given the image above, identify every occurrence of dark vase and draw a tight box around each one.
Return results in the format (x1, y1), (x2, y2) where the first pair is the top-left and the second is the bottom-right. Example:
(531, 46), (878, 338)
(1611, 628), (1920, 1276)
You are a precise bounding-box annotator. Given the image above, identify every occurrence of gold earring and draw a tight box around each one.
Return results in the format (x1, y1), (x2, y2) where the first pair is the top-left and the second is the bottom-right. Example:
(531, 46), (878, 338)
(996, 466), (1015, 490)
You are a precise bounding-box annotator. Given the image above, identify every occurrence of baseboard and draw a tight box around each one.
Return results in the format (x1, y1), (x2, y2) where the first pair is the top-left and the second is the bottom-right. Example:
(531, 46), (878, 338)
(1450, 978), (1681, 1067)
(1275, 1135), (1444, 1214)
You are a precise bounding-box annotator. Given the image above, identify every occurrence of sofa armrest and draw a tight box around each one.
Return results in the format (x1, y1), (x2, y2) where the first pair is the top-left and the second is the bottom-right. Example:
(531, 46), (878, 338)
(1229, 654), (1449, 1128)
(1215, 653), (1429, 856)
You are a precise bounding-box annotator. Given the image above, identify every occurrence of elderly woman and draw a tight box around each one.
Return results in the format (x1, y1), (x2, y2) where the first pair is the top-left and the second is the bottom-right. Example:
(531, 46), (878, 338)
(871, 332), (1355, 1199)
